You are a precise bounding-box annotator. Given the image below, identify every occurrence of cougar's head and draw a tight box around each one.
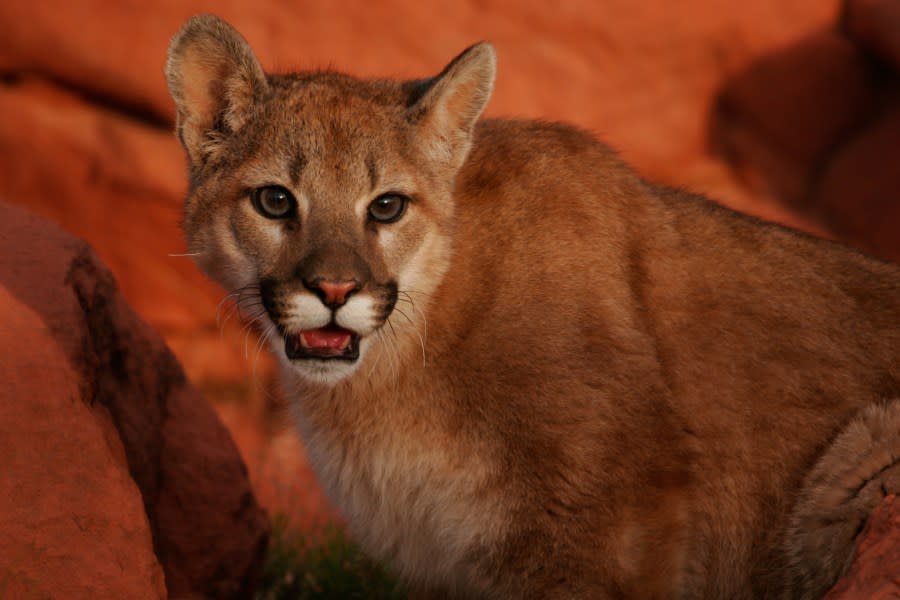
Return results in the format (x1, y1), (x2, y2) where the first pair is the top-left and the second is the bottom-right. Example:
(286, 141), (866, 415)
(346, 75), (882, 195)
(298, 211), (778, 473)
(165, 15), (494, 383)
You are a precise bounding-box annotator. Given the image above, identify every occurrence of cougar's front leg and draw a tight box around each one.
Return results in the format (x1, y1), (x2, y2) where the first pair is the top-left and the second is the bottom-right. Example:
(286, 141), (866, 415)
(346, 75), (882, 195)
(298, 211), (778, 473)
(781, 399), (900, 599)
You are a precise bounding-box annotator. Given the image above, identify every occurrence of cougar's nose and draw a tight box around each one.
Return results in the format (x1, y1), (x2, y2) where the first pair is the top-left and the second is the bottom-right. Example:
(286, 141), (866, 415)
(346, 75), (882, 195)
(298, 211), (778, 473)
(304, 278), (360, 308)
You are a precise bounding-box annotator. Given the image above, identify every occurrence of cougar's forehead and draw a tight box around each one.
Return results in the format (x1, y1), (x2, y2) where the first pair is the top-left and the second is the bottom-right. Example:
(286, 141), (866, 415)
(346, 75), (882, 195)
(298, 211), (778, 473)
(246, 77), (415, 195)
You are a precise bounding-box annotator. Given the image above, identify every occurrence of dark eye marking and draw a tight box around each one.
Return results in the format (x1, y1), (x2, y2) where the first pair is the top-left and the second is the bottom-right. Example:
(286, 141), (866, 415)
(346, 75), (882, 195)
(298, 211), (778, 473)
(251, 186), (297, 219)
(367, 193), (409, 224)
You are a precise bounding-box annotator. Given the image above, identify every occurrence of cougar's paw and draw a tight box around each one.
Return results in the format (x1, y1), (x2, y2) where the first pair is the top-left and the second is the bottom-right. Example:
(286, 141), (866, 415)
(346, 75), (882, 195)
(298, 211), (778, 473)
(782, 400), (900, 600)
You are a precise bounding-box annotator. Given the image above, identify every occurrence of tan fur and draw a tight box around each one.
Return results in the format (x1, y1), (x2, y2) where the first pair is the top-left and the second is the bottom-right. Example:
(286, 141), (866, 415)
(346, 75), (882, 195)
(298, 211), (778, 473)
(166, 15), (900, 599)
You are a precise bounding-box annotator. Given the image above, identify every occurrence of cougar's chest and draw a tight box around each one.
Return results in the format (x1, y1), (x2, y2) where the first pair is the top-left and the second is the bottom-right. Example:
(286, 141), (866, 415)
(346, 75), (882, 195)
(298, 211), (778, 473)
(293, 390), (505, 586)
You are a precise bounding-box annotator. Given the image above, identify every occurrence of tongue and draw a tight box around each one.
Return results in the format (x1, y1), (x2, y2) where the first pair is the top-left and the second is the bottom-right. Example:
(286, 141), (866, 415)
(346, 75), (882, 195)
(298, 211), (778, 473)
(300, 327), (352, 350)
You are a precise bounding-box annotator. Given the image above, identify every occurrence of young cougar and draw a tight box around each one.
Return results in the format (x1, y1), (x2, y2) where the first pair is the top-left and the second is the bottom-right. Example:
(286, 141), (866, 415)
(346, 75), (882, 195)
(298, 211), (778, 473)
(166, 15), (900, 599)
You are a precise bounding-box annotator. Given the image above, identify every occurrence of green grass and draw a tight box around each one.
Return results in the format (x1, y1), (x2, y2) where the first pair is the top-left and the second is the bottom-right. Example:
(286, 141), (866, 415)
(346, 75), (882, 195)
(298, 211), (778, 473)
(255, 515), (407, 600)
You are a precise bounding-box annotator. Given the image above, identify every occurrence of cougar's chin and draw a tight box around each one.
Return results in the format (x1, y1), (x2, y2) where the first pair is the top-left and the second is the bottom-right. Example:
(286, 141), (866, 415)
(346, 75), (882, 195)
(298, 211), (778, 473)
(285, 325), (361, 361)
(276, 332), (374, 385)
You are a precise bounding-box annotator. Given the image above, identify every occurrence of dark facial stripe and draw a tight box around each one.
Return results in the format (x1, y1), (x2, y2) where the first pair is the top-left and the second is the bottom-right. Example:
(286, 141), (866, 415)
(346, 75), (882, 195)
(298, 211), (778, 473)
(365, 154), (379, 191)
(289, 148), (307, 188)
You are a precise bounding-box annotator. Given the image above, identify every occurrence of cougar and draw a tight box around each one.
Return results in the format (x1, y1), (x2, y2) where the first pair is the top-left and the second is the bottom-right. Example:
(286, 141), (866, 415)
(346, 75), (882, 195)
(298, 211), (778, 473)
(166, 15), (900, 599)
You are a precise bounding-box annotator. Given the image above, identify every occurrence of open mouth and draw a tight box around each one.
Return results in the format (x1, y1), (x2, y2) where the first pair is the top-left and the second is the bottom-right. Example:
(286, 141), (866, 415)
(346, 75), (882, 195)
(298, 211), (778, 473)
(284, 325), (360, 361)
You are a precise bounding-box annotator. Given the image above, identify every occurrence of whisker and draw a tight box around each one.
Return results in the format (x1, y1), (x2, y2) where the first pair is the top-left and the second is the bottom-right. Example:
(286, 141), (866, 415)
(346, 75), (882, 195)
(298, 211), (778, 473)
(376, 329), (398, 385)
(374, 330), (389, 378)
(398, 291), (428, 358)
(253, 323), (278, 381)
(241, 310), (270, 358)
(400, 288), (434, 298)
(392, 306), (413, 324)
(384, 319), (403, 394)
(219, 301), (253, 337)
(215, 290), (246, 328)
(235, 299), (264, 310)
(384, 328), (399, 384)
(167, 252), (202, 257)
(393, 306), (426, 369)
(219, 284), (262, 331)
(220, 306), (240, 331)
(367, 332), (385, 378)
(217, 305), (236, 336)
(210, 282), (281, 410)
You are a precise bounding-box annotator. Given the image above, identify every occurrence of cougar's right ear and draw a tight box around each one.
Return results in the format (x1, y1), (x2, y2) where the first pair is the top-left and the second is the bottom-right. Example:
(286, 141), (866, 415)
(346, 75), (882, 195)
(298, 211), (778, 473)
(165, 15), (268, 167)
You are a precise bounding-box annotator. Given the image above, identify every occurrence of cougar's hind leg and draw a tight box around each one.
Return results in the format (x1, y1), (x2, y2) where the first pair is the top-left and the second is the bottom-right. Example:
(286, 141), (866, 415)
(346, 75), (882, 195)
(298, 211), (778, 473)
(782, 399), (900, 600)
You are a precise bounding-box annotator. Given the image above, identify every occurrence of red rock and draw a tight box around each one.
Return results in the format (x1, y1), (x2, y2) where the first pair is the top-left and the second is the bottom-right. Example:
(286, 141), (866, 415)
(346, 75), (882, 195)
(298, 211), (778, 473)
(711, 31), (878, 211)
(0, 78), (196, 328)
(0, 283), (166, 600)
(0, 0), (839, 204)
(825, 495), (900, 599)
(0, 203), (269, 599)
(843, 0), (900, 69)
(710, 2), (900, 262)
(817, 104), (900, 261)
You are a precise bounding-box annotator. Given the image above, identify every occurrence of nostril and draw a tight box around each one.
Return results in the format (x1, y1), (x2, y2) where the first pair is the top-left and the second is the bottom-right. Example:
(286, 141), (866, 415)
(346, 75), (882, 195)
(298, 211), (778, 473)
(305, 278), (360, 307)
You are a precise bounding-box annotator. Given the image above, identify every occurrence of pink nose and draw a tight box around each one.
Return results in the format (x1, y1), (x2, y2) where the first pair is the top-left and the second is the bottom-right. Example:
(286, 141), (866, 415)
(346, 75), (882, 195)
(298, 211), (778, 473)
(310, 279), (359, 307)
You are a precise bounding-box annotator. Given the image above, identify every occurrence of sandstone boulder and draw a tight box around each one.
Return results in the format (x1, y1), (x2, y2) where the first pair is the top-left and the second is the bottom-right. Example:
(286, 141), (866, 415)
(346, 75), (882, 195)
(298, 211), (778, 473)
(843, 0), (900, 69)
(711, 31), (879, 212)
(817, 105), (900, 261)
(1, 279), (166, 600)
(711, 0), (900, 261)
(825, 495), (900, 599)
(0, 203), (268, 599)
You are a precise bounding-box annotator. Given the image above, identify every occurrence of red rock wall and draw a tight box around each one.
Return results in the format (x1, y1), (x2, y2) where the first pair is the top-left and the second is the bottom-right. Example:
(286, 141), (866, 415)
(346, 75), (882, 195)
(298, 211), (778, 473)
(711, 0), (900, 260)
(1, 0), (896, 558)
(0, 204), (269, 599)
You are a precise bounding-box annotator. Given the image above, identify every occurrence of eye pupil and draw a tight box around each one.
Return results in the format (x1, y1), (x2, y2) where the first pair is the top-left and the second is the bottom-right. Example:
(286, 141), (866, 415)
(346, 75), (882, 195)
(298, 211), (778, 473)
(253, 186), (296, 219)
(368, 194), (408, 224)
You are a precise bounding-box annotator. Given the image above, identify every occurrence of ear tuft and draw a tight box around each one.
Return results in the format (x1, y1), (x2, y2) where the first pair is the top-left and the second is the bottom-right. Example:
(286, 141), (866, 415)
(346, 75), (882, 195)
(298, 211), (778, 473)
(408, 42), (496, 169)
(165, 15), (268, 167)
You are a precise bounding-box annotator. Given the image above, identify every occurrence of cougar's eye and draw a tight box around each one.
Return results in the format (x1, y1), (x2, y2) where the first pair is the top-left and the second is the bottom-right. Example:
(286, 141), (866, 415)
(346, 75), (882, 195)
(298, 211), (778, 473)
(252, 186), (296, 219)
(367, 194), (409, 224)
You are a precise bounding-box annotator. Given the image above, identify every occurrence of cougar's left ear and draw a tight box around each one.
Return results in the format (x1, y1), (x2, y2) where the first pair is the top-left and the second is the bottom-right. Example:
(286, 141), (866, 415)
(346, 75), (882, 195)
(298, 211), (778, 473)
(165, 14), (269, 168)
(406, 43), (496, 170)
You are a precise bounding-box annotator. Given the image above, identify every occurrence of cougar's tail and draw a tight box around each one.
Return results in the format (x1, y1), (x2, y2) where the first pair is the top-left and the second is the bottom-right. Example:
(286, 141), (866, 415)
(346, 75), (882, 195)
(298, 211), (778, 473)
(781, 399), (900, 600)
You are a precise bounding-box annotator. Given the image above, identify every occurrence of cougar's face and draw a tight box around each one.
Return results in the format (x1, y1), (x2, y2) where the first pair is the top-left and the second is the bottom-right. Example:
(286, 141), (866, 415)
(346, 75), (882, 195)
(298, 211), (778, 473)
(183, 77), (454, 384)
